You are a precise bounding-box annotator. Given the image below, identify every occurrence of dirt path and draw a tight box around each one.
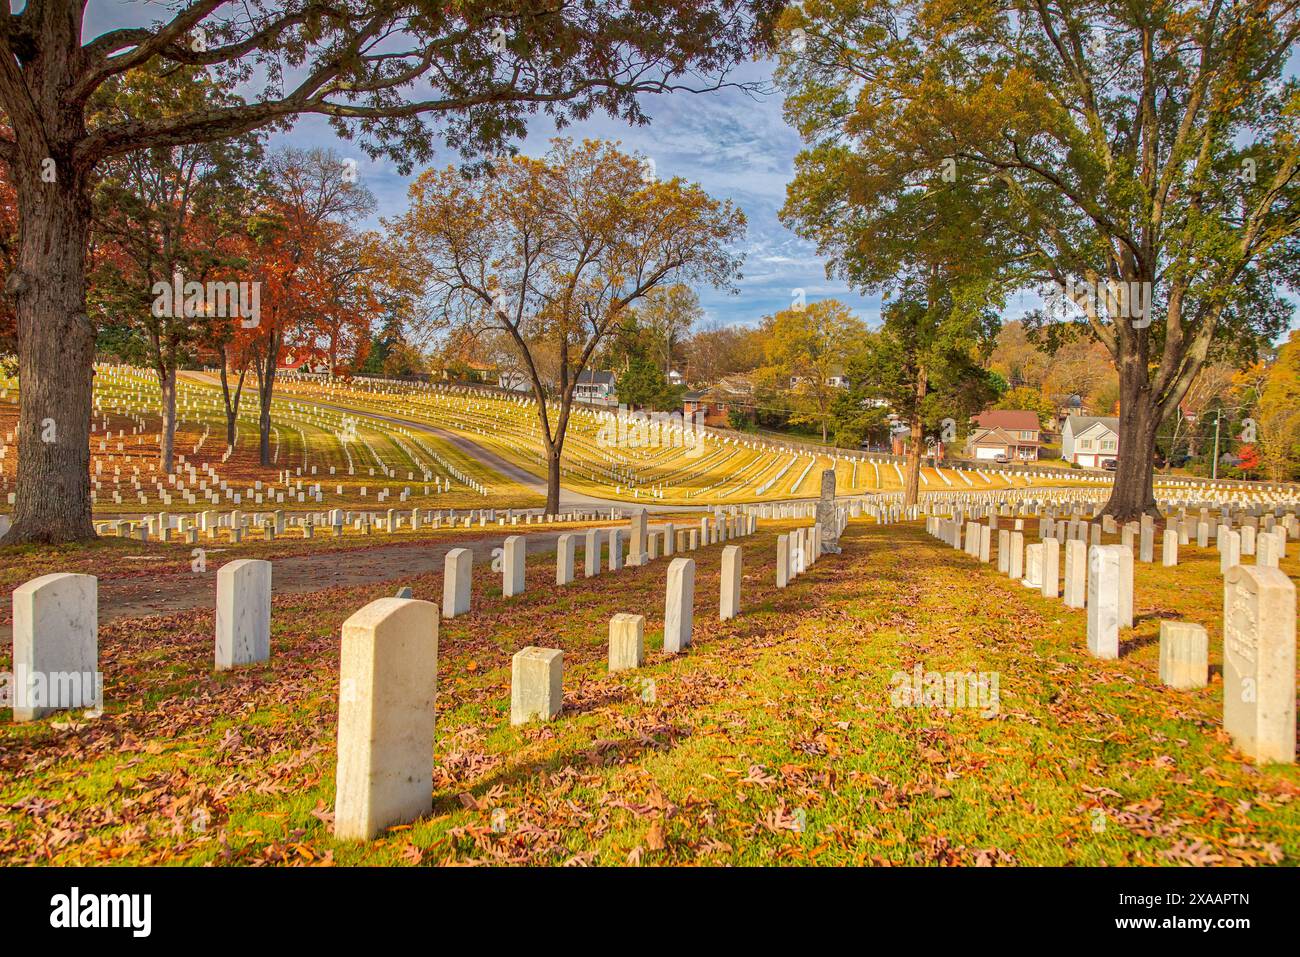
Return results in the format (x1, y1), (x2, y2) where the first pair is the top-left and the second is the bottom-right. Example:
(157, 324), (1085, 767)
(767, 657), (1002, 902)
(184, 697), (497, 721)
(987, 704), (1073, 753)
(0, 526), (588, 643)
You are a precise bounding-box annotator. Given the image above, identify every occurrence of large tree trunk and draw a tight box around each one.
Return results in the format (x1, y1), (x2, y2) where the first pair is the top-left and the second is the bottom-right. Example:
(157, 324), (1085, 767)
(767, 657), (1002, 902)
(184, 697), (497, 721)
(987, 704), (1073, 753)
(902, 364), (926, 508)
(255, 332), (279, 467)
(1104, 361), (1160, 521)
(158, 363), (177, 474)
(2, 168), (97, 544)
(533, 385), (569, 516)
(258, 362), (275, 468)
(545, 447), (561, 515)
(218, 347), (247, 449)
(903, 413), (922, 507)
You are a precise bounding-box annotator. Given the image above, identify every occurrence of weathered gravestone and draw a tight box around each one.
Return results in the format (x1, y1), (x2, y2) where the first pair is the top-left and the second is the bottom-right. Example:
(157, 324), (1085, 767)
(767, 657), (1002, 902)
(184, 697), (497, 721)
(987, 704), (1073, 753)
(443, 547), (473, 618)
(1022, 542), (1044, 589)
(1064, 539), (1086, 609)
(555, 533), (577, 586)
(1257, 531), (1280, 568)
(334, 597), (438, 840)
(1087, 545), (1123, 660)
(1220, 529), (1241, 575)
(1241, 524), (1256, 556)
(1222, 565), (1296, 764)
(1119, 545), (1134, 629)
(664, 557), (696, 653)
(584, 528), (601, 578)
(608, 614), (644, 672)
(215, 559), (272, 670)
(11, 573), (99, 722)
(503, 536), (526, 597)
(720, 545), (743, 620)
(1139, 518), (1155, 563)
(1041, 537), (1060, 599)
(628, 510), (648, 567)
(607, 528), (623, 572)
(1008, 531), (1024, 580)
(1158, 621), (1208, 690)
(1162, 529), (1178, 567)
(511, 647), (564, 725)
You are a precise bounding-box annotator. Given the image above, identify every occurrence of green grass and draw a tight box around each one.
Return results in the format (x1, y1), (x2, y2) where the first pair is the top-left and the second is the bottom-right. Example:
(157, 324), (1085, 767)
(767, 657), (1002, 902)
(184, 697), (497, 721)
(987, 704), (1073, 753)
(2, 518), (1295, 865)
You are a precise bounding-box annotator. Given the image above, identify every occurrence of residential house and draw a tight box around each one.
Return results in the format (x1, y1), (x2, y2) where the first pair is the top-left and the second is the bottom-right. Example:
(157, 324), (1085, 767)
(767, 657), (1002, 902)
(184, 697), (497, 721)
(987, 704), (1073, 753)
(683, 374), (754, 427)
(1061, 415), (1120, 467)
(277, 350), (330, 374)
(1048, 395), (1087, 438)
(966, 410), (1042, 462)
(497, 367), (533, 393)
(788, 368), (851, 390)
(575, 369), (618, 406)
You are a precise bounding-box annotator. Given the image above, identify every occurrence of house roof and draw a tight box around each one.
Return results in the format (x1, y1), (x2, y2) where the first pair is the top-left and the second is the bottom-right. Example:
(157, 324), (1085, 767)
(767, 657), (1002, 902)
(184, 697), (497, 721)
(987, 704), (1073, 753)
(577, 370), (615, 386)
(975, 409), (1040, 432)
(711, 374), (754, 397)
(969, 426), (1016, 447)
(278, 350), (326, 370)
(971, 425), (1038, 445)
(1066, 415), (1119, 436)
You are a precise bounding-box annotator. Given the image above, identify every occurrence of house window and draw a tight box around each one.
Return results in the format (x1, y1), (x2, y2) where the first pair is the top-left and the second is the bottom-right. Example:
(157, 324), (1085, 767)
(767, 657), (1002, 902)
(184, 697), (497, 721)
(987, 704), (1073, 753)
(1101, 439), (1116, 451)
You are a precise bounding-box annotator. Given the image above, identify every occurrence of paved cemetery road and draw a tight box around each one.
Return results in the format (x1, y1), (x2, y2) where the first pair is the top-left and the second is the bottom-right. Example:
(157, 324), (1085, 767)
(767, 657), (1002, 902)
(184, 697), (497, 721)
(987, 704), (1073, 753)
(0, 526), (607, 642)
(180, 372), (715, 515)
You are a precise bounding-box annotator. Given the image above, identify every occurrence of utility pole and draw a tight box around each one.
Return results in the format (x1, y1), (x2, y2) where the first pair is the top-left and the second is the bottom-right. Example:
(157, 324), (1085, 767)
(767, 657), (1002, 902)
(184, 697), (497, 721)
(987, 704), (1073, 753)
(1212, 410), (1221, 480)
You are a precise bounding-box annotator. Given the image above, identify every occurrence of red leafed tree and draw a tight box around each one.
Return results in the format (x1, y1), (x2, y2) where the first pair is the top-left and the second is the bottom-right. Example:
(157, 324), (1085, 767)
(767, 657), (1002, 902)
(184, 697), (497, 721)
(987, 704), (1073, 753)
(300, 223), (390, 375)
(191, 214), (265, 450)
(1236, 444), (1261, 473)
(243, 148), (375, 466)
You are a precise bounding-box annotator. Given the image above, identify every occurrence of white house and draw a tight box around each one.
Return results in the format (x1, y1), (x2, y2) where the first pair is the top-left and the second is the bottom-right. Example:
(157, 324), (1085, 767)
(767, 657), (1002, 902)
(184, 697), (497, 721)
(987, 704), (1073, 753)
(788, 371), (851, 390)
(575, 370), (618, 406)
(498, 367), (532, 393)
(1061, 415), (1119, 467)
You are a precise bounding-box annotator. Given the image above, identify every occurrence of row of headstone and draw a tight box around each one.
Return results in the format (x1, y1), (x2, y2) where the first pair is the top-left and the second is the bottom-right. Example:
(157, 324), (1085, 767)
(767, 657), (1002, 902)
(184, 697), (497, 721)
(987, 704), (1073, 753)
(927, 510), (1296, 767)
(331, 482), (871, 840)
(8, 557), (274, 722)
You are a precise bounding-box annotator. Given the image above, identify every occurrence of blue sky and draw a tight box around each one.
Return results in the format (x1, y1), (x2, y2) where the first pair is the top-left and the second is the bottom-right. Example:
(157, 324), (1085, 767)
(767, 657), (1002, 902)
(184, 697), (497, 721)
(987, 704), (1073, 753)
(80, 3), (864, 330)
(277, 57), (878, 332)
